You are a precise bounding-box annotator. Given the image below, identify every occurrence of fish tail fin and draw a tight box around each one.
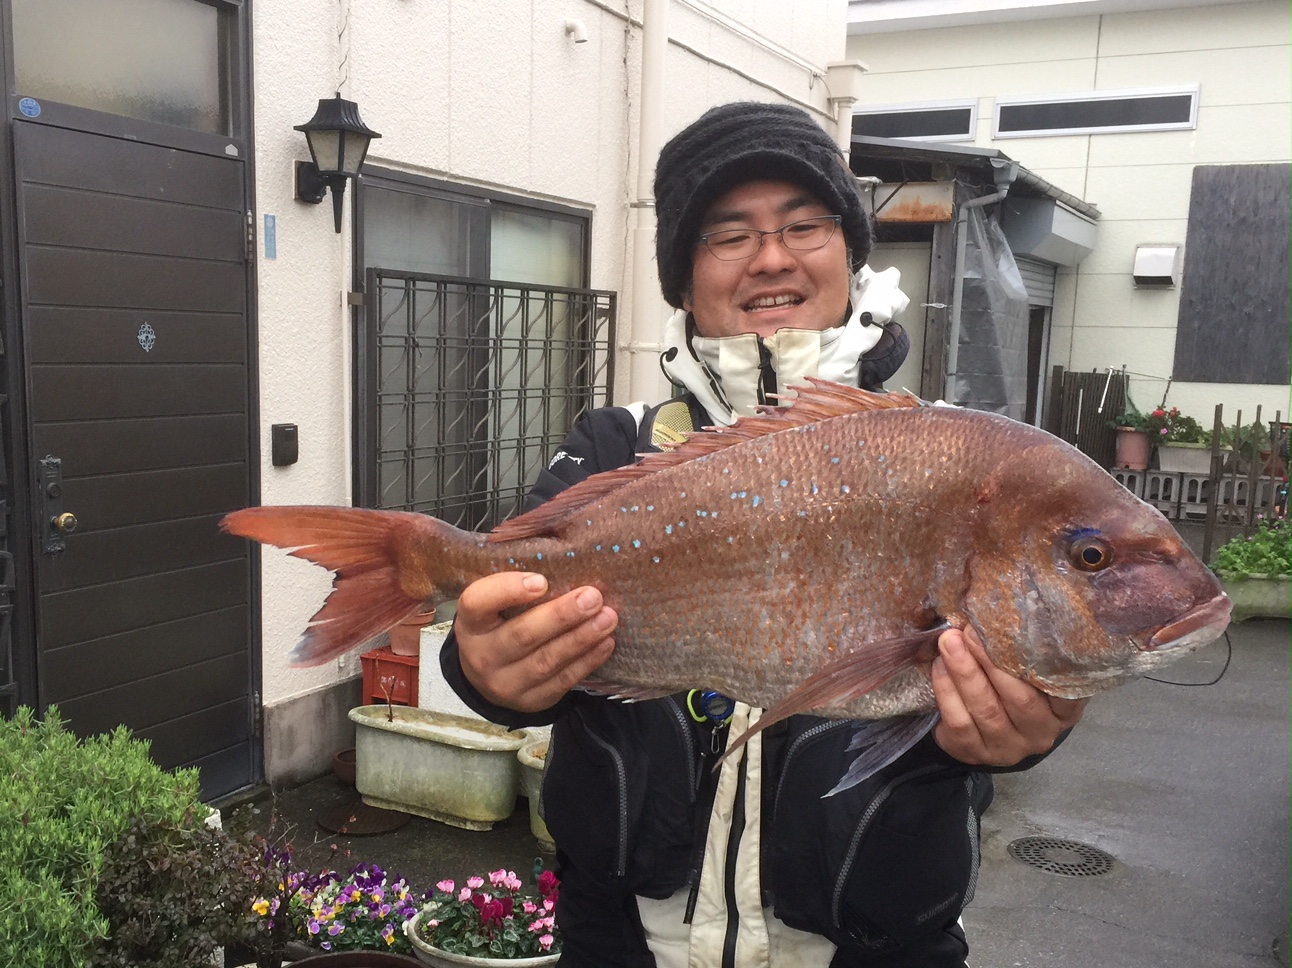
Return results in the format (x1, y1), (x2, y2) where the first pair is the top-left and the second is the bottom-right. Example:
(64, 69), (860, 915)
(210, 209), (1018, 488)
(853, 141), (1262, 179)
(221, 505), (471, 666)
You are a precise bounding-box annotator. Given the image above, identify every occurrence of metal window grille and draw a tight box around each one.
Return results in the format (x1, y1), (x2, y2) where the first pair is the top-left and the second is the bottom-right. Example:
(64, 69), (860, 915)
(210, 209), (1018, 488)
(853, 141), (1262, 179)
(357, 268), (616, 532)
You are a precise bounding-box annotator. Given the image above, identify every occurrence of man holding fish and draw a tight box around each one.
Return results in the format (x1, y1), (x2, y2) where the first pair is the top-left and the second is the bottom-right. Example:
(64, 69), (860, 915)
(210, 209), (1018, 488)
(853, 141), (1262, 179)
(227, 98), (1229, 964)
(443, 103), (1090, 967)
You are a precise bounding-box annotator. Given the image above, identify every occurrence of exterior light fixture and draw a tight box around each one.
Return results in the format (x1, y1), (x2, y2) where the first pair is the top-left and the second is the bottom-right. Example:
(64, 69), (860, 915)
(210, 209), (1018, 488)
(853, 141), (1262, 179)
(294, 94), (381, 233)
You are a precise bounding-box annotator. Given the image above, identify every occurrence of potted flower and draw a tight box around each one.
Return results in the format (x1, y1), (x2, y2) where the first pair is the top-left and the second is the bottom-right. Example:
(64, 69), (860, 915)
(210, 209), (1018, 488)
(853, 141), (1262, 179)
(1211, 517), (1291, 621)
(1110, 403), (1152, 470)
(405, 869), (561, 967)
(1147, 407), (1213, 474)
(283, 862), (424, 954)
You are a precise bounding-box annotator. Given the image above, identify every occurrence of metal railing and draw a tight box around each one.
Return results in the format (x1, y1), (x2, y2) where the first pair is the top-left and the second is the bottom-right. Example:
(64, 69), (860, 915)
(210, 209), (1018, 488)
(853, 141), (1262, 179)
(356, 268), (616, 532)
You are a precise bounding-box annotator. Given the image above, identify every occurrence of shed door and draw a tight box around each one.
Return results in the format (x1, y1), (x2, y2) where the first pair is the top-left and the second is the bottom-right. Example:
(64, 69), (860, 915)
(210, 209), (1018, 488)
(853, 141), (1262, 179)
(15, 120), (254, 798)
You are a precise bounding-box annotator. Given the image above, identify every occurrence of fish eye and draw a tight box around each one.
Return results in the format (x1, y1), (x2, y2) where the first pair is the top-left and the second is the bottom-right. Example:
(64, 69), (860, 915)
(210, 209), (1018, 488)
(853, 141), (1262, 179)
(1070, 535), (1113, 572)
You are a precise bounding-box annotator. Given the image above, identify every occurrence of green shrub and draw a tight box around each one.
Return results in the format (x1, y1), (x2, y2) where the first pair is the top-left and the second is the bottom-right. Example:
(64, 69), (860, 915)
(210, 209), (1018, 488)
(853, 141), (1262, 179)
(1211, 518), (1292, 580)
(90, 814), (268, 967)
(0, 706), (207, 967)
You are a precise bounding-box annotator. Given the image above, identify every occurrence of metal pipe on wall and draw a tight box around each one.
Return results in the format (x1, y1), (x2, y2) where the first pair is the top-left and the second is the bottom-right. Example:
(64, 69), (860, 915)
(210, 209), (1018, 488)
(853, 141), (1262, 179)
(625, 0), (670, 404)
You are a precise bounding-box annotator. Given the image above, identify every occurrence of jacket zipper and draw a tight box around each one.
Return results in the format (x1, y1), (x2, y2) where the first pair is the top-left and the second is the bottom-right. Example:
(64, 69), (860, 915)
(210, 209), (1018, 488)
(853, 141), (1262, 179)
(771, 719), (852, 813)
(830, 764), (943, 929)
(665, 695), (701, 796)
(581, 722), (631, 878)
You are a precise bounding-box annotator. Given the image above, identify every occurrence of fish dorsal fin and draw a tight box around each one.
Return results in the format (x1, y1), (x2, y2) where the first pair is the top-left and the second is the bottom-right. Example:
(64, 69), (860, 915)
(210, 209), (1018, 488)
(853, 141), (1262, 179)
(488, 380), (923, 542)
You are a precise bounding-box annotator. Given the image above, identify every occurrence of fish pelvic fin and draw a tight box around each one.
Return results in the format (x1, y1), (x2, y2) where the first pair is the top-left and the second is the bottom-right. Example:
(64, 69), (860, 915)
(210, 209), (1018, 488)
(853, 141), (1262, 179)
(826, 712), (940, 796)
(221, 506), (466, 666)
(489, 380), (924, 542)
(715, 625), (945, 773)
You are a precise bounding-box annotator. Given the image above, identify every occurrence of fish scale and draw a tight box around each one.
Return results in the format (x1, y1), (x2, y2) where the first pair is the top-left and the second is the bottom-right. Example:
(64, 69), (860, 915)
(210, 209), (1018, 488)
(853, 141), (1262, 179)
(223, 380), (1231, 783)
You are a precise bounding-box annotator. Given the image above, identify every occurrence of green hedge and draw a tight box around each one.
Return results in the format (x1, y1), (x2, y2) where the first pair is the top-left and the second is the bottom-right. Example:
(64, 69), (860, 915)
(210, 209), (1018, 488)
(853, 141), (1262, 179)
(0, 706), (207, 967)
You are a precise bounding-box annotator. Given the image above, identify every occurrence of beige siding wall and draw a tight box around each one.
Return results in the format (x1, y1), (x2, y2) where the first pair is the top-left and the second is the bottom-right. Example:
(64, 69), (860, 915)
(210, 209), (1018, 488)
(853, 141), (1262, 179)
(847, 1), (1290, 420)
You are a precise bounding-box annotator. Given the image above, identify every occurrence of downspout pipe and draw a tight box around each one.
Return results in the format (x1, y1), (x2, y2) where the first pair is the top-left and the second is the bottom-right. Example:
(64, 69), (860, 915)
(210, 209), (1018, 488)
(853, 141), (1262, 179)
(943, 157), (1018, 404)
(625, 0), (669, 404)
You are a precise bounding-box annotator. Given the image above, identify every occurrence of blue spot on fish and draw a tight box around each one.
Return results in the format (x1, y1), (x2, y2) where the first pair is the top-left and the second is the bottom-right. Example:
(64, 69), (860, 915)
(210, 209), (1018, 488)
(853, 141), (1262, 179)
(612, 545), (620, 552)
(698, 510), (708, 517)
(665, 524), (674, 535)
(632, 539), (641, 548)
(780, 479), (789, 487)
(831, 457), (840, 464)
(567, 551), (576, 557)
(811, 483), (819, 495)
(752, 495), (762, 507)
(728, 536), (734, 543)
(647, 504), (655, 511)
(653, 556), (660, 563)
(841, 484), (851, 494)
(536, 553), (543, 561)
(596, 544), (603, 551)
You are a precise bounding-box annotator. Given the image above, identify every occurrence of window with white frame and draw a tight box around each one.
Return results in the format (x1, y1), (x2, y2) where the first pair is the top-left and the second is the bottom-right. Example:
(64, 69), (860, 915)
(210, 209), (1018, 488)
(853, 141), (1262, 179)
(993, 86), (1199, 139)
(852, 100), (977, 143)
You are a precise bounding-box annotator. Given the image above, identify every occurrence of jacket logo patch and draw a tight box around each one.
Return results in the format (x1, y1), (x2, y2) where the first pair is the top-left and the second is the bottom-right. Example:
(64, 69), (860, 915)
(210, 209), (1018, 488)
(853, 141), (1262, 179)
(549, 450), (586, 470)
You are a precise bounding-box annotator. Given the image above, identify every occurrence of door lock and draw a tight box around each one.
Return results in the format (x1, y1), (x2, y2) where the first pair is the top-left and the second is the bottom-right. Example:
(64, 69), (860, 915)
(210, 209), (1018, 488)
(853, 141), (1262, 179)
(39, 456), (76, 555)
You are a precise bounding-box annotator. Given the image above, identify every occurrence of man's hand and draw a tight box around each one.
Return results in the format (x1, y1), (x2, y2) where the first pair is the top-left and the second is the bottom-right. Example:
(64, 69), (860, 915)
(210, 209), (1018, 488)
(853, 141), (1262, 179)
(931, 626), (1088, 767)
(455, 572), (618, 713)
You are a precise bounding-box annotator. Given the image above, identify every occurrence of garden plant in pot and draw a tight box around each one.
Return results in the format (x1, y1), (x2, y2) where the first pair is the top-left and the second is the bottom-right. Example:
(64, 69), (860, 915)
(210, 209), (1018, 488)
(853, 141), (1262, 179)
(1111, 403), (1152, 470)
(405, 868), (561, 967)
(1146, 406), (1212, 474)
(1210, 517), (1291, 621)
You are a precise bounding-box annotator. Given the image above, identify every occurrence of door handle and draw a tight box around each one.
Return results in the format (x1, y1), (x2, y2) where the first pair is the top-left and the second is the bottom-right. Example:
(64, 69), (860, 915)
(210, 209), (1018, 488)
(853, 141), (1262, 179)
(39, 456), (75, 555)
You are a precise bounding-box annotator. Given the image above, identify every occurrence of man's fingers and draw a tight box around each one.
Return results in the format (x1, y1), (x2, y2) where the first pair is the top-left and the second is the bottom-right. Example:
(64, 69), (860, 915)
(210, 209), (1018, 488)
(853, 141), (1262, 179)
(455, 571), (552, 636)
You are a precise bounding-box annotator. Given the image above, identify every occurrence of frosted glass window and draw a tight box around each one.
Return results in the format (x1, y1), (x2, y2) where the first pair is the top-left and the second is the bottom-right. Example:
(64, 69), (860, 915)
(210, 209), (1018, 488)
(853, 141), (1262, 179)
(363, 187), (483, 278)
(12, 0), (225, 134)
(491, 209), (584, 288)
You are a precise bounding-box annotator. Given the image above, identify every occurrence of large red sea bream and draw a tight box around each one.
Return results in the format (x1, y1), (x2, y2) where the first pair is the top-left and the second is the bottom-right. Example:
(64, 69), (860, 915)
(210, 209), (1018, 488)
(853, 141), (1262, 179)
(224, 381), (1230, 790)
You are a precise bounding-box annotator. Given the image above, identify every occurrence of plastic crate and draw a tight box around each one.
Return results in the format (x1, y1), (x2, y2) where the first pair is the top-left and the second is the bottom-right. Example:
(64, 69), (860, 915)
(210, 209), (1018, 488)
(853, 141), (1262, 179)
(361, 646), (420, 707)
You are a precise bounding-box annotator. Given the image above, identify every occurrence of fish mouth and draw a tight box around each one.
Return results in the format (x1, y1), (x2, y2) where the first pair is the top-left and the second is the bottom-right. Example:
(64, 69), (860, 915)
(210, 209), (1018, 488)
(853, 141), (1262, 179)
(1144, 593), (1233, 652)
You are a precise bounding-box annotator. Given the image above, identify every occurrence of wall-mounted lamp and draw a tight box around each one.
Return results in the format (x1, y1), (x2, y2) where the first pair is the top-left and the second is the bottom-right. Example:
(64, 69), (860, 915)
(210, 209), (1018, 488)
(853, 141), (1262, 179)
(294, 94), (381, 233)
(565, 18), (589, 43)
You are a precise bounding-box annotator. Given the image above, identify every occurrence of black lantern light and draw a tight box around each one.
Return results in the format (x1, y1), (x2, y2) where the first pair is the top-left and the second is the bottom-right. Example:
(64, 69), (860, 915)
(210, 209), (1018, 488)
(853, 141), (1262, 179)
(294, 94), (381, 233)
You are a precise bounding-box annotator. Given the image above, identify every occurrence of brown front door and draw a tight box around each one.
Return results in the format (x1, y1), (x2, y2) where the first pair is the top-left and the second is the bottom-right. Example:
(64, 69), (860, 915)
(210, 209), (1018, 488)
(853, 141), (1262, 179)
(14, 120), (256, 798)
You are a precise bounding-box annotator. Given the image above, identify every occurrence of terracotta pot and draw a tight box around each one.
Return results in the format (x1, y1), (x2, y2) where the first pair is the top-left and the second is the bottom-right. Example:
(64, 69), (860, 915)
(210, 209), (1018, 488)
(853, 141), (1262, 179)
(390, 609), (437, 656)
(332, 747), (357, 785)
(1114, 427), (1151, 471)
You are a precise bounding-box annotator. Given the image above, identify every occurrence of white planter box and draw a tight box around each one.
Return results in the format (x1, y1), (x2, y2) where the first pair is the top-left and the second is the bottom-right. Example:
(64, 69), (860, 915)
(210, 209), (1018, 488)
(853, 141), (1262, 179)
(1157, 443), (1213, 475)
(1221, 575), (1291, 622)
(350, 705), (528, 830)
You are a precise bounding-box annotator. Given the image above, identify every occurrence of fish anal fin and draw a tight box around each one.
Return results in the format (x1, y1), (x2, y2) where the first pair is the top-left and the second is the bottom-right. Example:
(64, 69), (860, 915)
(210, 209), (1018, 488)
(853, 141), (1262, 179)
(489, 380), (924, 543)
(718, 626), (945, 769)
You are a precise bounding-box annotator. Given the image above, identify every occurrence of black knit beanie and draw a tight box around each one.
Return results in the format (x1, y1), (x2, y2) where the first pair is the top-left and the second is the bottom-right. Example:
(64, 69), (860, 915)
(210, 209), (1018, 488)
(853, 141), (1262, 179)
(653, 101), (872, 309)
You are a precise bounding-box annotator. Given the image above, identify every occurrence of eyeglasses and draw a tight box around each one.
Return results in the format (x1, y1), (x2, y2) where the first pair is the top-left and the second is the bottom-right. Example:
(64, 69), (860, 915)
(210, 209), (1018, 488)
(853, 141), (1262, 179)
(697, 215), (842, 262)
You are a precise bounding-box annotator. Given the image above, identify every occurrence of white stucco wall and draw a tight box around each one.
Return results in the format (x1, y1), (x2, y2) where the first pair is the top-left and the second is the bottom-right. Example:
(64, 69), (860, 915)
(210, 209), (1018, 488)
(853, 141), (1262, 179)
(847, 0), (1290, 421)
(251, 1), (850, 732)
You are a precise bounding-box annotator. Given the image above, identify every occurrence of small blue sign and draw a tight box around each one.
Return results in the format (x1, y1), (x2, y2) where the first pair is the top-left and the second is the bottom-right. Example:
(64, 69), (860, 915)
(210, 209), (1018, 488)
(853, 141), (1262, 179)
(263, 214), (277, 260)
(18, 97), (41, 118)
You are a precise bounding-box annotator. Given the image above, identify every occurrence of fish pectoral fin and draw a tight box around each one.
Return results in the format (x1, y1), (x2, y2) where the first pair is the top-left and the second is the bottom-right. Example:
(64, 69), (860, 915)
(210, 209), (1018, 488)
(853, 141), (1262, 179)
(716, 626), (944, 772)
(576, 679), (675, 702)
(826, 712), (940, 797)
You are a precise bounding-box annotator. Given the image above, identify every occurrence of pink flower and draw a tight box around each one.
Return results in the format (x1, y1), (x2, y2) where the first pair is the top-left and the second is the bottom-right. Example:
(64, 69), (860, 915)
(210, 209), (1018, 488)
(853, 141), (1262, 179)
(436, 879), (455, 893)
(540, 934), (556, 951)
(522, 901), (538, 914)
(458, 887), (472, 902)
(466, 876), (485, 889)
(538, 870), (559, 897)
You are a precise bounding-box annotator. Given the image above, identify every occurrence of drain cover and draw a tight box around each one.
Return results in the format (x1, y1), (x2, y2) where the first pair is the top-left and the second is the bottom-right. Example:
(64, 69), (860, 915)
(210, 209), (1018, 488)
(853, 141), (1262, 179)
(1007, 836), (1115, 877)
